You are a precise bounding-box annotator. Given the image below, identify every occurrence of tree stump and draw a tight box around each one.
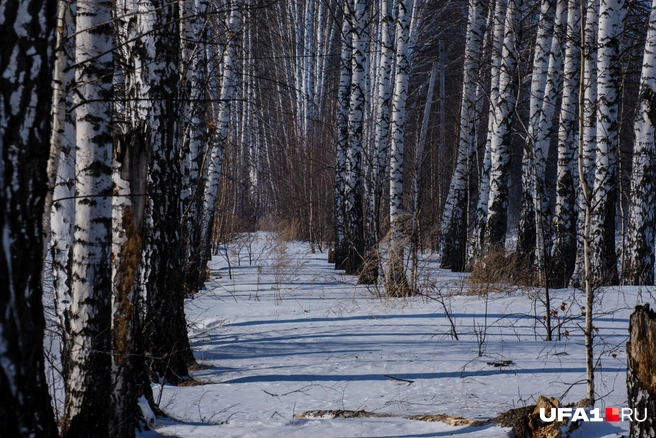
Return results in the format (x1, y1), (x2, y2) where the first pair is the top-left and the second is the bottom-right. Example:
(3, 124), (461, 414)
(627, 304), (656, 438)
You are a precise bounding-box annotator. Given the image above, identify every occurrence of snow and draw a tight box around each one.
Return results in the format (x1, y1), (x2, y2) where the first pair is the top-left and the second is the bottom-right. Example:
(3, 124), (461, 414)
(149, 232), (635, 437)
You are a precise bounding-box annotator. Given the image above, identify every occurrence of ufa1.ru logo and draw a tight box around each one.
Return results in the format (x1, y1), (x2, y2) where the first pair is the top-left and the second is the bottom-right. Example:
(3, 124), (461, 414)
(539, 407), (648, 422)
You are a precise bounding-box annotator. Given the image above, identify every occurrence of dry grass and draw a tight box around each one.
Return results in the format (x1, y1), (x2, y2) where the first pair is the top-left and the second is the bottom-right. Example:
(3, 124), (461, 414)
(468, 248), (535, 295)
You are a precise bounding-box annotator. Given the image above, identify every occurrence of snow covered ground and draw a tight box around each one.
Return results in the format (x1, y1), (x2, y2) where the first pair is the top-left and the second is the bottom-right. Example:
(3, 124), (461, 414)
(148, 232), (638, 437)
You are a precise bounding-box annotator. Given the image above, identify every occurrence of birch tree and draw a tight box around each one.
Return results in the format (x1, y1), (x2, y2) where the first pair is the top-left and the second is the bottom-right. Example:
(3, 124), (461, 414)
(361, 0), (395, 281)
(344, 0), (368, 275)
(180, 0), (210, 294)
(0, 0), (57, 435)
(589, 0), (625, 286)
(469, 0), (506, 265)
(484, 0), (521, 253)
(387, 0), (414, 296)
(440, 0), (487, 272)
(572, 0), (599, 287)
(550, 0), (581, 288)
(516, 0), (555, 264)
(622, 0), (656, 286)
(532, 0), (567, 278)
(48, 0), (76, 369)
(63, 0), (115, 433)
(335, 8), (352, 269)
(198, 1), (242, 287)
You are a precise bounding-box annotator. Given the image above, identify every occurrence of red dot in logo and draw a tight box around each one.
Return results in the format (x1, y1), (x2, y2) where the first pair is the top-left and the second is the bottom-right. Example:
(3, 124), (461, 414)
(605, 407), (620, 422)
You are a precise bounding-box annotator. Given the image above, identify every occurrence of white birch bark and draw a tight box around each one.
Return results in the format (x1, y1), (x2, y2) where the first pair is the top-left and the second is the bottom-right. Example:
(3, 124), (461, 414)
(180, 0), (210, 293)
(532, 0), (568, 272)
(484, 0), (521, 253)
(200, 2), (242, 275)
(344, 0), (368, 275)
(49, 0), (76, 345)
(469, 0), (506, 265)
(517, 0), (555, 263)
(551, 0), (581, 288)
(335, 9), (352, 268)
(440, 0), (487, 271)
(622, 0), (656, 286)
(63, 0), (114, 432)
(572, 0), (599, 287)
(387, 0), (414, 295)
(589, 0), (625, 285)
(367, 0), (395, 254)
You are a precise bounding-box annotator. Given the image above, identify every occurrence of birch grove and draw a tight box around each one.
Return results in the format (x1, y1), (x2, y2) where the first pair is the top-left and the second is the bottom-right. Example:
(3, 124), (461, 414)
(6, 0), (656, 433)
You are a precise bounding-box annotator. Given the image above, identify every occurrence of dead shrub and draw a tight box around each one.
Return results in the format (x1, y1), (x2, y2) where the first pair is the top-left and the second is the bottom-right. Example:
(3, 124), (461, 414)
(257, 214), (301, 242)
(468, 248), (536, 294)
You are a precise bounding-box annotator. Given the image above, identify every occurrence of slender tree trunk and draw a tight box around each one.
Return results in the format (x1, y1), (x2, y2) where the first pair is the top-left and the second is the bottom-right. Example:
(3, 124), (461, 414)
(468, 0), (506, 266)
(180, 0), (210, 294)
(550, 0), (581, 288)
(532, 0), (567, 280)
(361, 0), (395, 283)
(516, 0), (555, 264)
(49, 0), (76, 372)
(590, 0), (624, 286)
(622, 0), (656, 286)
(0, 0), (57, 435)
(572, 0), (599, 288)
(411, 62), (437, 287)
(578, 0), (596, 404)
(344, 0), (368, 276)
(440, 0), (487, 272)
(484, 0), (521, 253)
(335, 8), (352, 270)
(387, 0), (414, 297)
(198, 1), (242, 286)
(63, 0), (115, 434)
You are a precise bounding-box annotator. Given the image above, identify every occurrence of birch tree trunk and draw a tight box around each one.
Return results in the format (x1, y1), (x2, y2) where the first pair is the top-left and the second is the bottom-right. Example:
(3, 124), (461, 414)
(180, 0), (210, 294)
(63, 0), (115, 433)
(198, 2), (242, 286)
(572, 0), (599, 287)
(111, 0), (147, 432)
(532, 0), (567, 279)
(440, 0), (487, 272)
(142, 0), (194, 385)
(335, 9), (352, 270)
(0, 0), (57, 435)
(411, 62), (437, 286)
(344, 0), (368, 276)
(590, 0), (624, 286)
(468, 0), (506, 266)
(516, 0), (555, 264)
(387, 0), (414, 297)
(484, 0), (521, 253)
(550, 0), (581, 288)
(622, 0), (656, 286)
(361, 0), (395, 281)
(49, 0), (76, 369)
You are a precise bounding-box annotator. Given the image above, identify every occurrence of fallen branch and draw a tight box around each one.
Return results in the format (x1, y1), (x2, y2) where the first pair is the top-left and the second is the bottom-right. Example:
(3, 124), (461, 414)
(294, 395), (588, 438)
(383, 374), (415, 384)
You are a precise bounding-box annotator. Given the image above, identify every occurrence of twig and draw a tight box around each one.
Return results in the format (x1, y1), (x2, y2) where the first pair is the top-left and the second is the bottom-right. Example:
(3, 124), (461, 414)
(383, 374), (414, 384)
